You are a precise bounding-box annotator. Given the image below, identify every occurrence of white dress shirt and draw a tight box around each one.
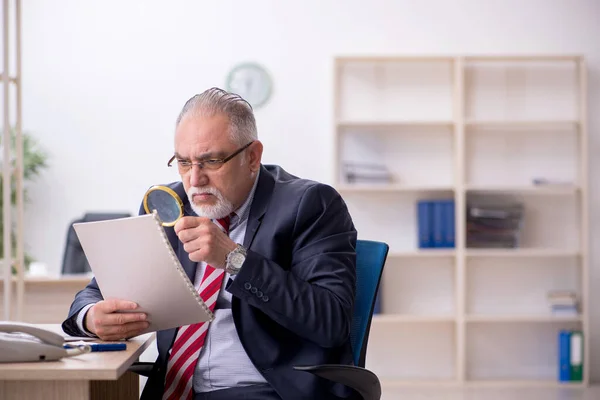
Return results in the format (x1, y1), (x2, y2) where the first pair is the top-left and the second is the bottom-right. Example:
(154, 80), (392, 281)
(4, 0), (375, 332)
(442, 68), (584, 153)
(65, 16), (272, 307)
(77, 172), (267, 392)
(191, 172), (267, 392)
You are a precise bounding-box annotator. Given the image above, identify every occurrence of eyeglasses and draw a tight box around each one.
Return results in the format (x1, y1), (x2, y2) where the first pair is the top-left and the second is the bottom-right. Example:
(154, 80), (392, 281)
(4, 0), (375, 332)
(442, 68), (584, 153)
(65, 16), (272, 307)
(168, 141), (254, 173)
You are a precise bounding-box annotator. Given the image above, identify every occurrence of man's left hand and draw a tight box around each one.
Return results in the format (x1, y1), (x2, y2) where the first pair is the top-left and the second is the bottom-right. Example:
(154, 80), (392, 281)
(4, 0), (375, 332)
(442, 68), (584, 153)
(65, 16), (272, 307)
(174, 216), (237, 267)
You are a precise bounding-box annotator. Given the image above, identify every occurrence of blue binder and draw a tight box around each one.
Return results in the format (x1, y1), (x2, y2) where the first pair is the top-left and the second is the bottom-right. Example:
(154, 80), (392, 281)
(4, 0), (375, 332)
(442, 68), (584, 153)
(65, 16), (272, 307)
(559, 330), (571, 382)
(432, 201), (445, 247)
(443, 200), (455, 248)
(417, 200), (433, 248)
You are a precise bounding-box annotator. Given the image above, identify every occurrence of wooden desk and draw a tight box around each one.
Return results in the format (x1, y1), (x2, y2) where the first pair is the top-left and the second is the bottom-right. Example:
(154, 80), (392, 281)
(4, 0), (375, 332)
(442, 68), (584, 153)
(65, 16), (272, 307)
(0, 324), (155, 400)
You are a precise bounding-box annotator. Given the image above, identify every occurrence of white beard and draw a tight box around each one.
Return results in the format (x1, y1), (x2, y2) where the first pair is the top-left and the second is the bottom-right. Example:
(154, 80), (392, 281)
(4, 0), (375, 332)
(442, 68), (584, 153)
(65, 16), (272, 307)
(187, 186), (235, 219)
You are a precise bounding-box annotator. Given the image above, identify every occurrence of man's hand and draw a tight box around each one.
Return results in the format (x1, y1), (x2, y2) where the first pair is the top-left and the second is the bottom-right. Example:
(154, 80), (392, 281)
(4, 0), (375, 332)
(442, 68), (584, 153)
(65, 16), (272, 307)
(85, 299), (149, 341)
(175, 216), (237, 267)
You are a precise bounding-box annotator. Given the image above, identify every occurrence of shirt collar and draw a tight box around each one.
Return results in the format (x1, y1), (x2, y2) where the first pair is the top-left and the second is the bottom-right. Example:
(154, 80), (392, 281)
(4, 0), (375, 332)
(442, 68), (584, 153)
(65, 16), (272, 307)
(229, 169), (260, 230)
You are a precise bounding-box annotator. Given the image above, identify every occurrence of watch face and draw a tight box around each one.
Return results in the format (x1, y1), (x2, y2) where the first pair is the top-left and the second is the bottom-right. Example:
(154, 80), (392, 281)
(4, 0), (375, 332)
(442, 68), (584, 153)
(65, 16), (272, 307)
(230, 252), (246, 268)
(225, 62), (272, 109)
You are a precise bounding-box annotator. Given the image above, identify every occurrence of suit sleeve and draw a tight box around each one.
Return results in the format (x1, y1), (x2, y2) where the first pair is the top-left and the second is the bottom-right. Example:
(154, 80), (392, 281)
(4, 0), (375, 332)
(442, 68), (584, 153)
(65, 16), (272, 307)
(61, 277), (104, 336)
(227, 184), (357, 348)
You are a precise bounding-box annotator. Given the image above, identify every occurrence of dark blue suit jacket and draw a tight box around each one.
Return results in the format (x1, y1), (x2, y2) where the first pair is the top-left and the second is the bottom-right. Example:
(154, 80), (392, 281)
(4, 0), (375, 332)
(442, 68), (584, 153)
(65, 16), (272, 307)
(62, 164), (359, 400)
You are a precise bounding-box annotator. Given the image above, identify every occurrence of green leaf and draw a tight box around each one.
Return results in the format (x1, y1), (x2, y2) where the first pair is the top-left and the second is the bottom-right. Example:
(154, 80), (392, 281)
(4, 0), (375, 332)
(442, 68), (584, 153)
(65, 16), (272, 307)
(0, 127), (49, 273)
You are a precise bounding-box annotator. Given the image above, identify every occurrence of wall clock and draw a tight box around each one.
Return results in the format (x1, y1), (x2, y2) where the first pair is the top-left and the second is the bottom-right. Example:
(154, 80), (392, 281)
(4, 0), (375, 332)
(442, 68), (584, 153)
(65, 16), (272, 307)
(225, 62), (272, 109)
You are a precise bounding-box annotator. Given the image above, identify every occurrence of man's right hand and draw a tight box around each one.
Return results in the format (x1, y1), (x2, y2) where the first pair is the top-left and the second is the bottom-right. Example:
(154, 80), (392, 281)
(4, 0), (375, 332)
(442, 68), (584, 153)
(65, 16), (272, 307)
(85, 299), (149, 341)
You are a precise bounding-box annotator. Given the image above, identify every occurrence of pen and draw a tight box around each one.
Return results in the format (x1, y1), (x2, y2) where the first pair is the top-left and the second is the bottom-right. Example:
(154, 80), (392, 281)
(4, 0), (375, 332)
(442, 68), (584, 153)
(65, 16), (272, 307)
(89, 343), (126, 352)
(64, 343), (126, 352)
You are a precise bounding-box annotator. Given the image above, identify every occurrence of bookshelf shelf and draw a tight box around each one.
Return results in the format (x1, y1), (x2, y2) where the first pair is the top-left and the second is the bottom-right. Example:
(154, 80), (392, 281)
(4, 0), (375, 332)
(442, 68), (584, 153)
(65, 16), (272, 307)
(466, 379), (586, 388)
(465, 315), (583, 323)
(334, 55), (588, 388)
(337, 120), (454, 129)
(465, 249), (580, 258)
(464, 120), (579, 130)
(373, 315), (456, 323)
(389, 250), (456, 258)
(464, 185), (579, 195)
(337, 184), (454, 193)
(335, 55), (456, 63)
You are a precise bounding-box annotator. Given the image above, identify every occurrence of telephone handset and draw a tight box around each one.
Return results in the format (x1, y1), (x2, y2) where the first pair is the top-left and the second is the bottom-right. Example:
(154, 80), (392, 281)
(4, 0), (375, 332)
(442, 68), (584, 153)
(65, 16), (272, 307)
(0, 321), (91, 362)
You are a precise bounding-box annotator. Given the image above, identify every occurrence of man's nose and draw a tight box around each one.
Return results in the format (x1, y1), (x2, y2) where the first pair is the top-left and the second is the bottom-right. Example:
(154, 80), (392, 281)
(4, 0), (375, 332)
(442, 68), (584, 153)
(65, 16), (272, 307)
(189, 165), (208, 187)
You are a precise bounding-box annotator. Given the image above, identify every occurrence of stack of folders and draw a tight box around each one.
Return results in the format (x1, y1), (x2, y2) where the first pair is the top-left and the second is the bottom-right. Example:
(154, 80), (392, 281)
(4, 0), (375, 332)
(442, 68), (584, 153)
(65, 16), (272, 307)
(416, 199), (455, 248)
(558, 330), (583, 382)
(548, 291), (579, 316)
(466, 200), (524, 248)
(343, 162), (392, 184)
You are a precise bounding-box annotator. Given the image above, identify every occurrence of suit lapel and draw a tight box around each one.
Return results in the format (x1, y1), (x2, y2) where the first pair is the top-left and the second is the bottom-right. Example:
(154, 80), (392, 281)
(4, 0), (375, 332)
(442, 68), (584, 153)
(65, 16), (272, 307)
(243, 166), (274, 249)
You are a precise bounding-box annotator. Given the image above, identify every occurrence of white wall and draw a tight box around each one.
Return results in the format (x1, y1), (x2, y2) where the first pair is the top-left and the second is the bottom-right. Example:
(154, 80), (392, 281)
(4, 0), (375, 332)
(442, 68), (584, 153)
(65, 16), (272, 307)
(16, 0), (600, 380)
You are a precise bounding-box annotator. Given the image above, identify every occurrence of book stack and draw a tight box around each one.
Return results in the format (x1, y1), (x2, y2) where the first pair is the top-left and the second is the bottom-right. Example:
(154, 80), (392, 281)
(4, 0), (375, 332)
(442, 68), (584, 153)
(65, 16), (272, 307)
(466, 200), (524, 248)
(416, 199), (455, 248)
(342, 162), (392, 184)
(558, 330), (583, 382)
(547, 291), (578, 316)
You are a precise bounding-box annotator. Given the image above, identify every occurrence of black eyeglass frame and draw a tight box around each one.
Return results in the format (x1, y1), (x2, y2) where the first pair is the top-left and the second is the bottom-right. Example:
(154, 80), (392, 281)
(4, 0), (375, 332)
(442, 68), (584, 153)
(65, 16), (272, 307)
(167, 141), (255, 171)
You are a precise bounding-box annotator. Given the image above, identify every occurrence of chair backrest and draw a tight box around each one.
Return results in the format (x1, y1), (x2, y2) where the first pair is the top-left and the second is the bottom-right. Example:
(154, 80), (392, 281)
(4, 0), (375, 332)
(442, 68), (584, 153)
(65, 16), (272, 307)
(350, 239), (389, 367)
(61, 212), (131, 274)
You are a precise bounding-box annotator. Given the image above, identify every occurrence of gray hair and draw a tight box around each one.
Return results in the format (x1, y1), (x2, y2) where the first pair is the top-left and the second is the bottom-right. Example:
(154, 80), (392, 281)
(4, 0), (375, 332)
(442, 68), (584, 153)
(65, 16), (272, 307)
(176, 87), (257, 146)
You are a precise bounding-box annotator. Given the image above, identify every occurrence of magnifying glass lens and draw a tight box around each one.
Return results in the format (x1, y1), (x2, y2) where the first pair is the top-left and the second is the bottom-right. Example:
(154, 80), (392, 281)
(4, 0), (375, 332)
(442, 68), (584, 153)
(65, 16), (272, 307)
(143, 186), (184, 226)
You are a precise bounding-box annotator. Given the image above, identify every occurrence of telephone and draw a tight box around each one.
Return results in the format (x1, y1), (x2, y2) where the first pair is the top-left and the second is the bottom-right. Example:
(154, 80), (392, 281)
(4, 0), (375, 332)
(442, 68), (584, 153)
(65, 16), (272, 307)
(0, 321), (91, 362)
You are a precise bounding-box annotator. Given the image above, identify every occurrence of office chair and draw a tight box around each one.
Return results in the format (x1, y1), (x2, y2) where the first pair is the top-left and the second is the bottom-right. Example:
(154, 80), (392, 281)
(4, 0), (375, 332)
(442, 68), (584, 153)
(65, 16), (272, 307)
(61, 212), (131, 274)
(129, 240), (389, 400)
(293, 239), (388, 400)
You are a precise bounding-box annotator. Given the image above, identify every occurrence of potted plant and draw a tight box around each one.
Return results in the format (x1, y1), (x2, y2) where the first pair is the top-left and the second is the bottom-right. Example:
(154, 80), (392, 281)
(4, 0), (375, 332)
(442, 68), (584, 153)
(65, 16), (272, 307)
(0, 129), (48, 274)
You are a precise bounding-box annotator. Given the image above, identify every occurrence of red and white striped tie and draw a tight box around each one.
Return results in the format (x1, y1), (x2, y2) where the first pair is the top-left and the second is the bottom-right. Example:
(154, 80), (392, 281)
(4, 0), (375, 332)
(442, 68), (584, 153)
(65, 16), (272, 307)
(162, 216), (231, 400)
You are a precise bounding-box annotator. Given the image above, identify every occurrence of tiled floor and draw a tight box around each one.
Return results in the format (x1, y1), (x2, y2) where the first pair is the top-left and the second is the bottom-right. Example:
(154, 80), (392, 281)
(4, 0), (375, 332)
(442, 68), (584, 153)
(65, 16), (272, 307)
(382, 386), (600, 400)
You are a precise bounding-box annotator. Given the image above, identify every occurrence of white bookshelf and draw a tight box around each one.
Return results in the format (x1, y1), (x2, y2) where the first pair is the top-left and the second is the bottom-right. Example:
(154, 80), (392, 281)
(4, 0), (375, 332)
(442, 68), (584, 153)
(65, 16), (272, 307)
(333, 55), (588, 388)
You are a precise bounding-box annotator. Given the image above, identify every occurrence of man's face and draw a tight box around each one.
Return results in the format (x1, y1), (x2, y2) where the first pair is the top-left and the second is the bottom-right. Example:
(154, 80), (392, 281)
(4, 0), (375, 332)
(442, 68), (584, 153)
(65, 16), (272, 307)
(174, 112), (261, 219)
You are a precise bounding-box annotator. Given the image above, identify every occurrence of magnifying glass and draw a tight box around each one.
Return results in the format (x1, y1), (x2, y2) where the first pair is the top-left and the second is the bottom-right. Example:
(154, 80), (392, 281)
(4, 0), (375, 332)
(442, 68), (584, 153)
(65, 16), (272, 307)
(143, 185), (184, 227)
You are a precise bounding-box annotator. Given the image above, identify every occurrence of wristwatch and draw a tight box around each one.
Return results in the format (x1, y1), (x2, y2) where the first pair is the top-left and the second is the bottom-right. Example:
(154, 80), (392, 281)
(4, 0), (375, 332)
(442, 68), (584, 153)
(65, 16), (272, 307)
(225, 244), (247, 275)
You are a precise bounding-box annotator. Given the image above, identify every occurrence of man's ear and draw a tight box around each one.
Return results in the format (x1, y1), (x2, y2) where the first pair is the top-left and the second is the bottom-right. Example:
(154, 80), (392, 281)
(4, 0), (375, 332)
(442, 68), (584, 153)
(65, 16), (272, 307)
(248, 140), (263, 172)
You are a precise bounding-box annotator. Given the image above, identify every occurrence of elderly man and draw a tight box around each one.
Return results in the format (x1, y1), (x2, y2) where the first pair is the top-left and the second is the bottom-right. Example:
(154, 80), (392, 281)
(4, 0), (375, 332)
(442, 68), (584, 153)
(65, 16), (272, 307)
(62, 87), (358, 400)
